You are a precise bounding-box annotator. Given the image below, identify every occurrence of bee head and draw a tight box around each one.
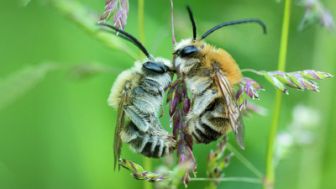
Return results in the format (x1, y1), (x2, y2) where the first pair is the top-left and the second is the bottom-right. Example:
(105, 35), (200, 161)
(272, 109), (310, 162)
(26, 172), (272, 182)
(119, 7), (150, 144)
(173, 6), (267, 73)
(98, 23), (174, 74)
(172, 6), (203, 71)
(142, 57), (173, 74)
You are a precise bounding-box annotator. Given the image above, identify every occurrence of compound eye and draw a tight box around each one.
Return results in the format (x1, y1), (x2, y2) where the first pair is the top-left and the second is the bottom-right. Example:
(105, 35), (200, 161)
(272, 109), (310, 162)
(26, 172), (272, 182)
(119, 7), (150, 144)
(143, 61), (168, 73)
(180, 45), (198, 58)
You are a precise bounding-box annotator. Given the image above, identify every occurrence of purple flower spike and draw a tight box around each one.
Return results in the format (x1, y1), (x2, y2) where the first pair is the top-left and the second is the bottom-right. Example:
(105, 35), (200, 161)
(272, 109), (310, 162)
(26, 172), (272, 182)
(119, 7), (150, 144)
(183, 98), (191, 114)
(264, 73), (288, 94)
(261, 70), (332, 93)
(299, 0), (335, 30)
(169, 92), (179, 116)
(301, 70), (334, 80)
(321, 10), (335, 29)
(236, 77), (263, 111)
(100, 0), (129, 30)
(100, 0), (118, 21)
(168, 78), (196, 185)
(240, 77), (263, 99)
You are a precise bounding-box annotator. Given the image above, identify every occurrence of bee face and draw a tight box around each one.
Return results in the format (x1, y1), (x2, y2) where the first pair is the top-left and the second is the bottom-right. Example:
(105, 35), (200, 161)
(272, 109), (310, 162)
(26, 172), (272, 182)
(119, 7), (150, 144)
(173, 39), (206, 74)
(142, 57), (173, 74)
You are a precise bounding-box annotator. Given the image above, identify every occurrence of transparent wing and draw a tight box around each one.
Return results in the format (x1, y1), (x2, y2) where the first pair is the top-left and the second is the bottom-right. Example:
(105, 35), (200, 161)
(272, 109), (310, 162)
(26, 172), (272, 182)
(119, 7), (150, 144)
(214, 68), (245, 149)
(114, 94), (127, 170)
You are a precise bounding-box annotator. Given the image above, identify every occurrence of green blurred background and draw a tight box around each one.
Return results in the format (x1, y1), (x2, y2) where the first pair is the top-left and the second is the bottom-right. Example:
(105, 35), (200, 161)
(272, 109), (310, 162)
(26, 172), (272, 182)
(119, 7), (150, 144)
(0, 0), (335, 189)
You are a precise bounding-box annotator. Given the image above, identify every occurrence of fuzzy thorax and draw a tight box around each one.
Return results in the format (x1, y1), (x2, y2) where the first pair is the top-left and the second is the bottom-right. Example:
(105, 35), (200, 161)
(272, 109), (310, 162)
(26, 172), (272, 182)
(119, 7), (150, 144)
(107, 57), (172, 109)
(202, 44), (242, 85)
(108, 61), (142, 108)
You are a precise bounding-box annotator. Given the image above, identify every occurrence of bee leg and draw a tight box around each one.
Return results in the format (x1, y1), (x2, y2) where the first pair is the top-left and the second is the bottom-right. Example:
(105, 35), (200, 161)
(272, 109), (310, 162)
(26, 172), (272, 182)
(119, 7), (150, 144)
(158, 139), (164, 157)
(139, 135), (149, 153)
(151, 136), (158, 153)
(164, 144), (170, 156)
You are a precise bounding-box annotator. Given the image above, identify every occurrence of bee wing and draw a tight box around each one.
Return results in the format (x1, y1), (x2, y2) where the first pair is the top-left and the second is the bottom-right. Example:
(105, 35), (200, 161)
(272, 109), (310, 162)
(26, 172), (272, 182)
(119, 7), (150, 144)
(114, 94), (127, 170)
(214, 69), (245, 149)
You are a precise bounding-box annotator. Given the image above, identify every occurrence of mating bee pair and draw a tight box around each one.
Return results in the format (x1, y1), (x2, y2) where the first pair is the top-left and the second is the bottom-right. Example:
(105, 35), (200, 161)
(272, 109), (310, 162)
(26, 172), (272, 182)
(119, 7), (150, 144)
(100, 7), (266, 169)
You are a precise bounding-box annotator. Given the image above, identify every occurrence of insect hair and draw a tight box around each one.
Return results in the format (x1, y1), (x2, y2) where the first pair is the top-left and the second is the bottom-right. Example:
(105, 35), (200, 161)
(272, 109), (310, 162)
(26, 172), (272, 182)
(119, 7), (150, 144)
(98, 23), (150, 58)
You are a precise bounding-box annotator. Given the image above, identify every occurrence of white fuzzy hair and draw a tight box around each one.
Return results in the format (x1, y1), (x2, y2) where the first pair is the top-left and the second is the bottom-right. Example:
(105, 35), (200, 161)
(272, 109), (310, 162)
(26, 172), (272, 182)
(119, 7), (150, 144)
(174, 38), (193, 51)
(107, 57), (172, 108)
(107, 61), (143, 108)
(152, 57), (173, 70)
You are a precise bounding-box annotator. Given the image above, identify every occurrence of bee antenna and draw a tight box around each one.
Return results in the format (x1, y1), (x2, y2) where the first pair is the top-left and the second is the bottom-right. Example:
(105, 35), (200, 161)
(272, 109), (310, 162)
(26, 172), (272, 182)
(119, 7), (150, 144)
(201, 18), (267, 40)
(186, 6), (197, 40)
(98, 23), (150, 58)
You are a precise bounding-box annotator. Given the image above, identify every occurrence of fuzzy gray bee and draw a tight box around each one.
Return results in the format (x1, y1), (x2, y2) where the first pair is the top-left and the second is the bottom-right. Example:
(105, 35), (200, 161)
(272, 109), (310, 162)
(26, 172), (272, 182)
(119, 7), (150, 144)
(173, 7), (267, 148)
(99, 24), (176, 168)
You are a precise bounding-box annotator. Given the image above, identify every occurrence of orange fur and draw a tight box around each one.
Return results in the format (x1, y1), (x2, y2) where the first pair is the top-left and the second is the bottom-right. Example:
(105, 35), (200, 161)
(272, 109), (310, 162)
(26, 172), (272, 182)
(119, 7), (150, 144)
(194, 41), (242, 85)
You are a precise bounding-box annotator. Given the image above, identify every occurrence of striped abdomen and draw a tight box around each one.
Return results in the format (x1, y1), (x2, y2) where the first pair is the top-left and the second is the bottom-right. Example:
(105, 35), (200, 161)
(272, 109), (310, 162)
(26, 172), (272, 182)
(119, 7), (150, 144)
(186, 74), (230, 144)
(189, 98), (230, 144)
(121, 71), (176, 157)
(121, 121), (176, 158)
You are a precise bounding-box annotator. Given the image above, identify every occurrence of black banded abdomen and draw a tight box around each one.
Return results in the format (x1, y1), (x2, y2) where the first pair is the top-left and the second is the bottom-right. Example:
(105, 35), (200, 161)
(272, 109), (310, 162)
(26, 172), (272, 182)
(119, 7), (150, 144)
(189, 97), (230, 144)
(121, 122), (176, 158)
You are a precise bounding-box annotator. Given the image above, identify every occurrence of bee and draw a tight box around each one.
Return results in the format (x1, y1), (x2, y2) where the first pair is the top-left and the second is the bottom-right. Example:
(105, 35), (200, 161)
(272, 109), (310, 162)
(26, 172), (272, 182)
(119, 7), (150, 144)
(173, 7), (267, 148)
(99, 23), (176, 168)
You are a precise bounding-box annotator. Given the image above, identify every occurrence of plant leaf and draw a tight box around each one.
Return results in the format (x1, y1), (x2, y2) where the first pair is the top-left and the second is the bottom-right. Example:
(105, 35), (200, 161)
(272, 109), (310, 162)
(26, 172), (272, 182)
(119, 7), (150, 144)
(68, 63), (120, 80)
(0, 63), (59, 111)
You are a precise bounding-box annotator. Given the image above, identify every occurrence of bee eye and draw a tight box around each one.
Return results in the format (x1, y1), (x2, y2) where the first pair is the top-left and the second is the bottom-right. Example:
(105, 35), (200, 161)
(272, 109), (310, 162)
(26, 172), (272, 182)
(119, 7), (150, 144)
(143, 61), (168, 74)
(180, 45), (198, 58)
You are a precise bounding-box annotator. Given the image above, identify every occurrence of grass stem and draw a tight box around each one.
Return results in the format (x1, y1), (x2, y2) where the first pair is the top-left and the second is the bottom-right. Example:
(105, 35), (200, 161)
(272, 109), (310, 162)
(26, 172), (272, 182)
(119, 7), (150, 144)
(263, 0), (292, 188)
(227, 144), (263, 178)
(191, 177), (262, 184)
(137, 1), (152, 189)
(138, 0), (145, 45)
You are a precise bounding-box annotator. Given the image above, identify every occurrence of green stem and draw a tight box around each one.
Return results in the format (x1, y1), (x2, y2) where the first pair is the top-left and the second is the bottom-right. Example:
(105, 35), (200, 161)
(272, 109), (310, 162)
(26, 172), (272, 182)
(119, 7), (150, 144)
(138, 0), (145, 45)
(240, 68), (265, 76)
(263, 0), (292, 189)
(191, 177), (262, 184)
(137, 1), (151, 189)
(169, 0), (176, 45)
(227, 144), (263, 178)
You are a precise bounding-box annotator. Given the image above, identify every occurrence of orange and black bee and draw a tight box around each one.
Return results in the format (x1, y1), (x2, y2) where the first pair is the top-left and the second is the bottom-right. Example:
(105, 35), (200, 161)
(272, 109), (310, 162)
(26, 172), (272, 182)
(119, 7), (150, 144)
(173, 7), (267, 148)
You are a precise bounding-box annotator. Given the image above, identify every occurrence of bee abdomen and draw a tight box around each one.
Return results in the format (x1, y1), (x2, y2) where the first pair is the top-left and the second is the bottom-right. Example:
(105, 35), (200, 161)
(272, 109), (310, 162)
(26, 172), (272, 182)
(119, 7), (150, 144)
(121, 122), (176, 158)
(192, 122), (222, 144)
(190, 107), (230, 144)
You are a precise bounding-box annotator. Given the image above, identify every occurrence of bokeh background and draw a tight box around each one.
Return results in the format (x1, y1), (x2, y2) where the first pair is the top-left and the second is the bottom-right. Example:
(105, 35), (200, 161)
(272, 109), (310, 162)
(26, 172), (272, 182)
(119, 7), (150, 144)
(0, 0), (335, 189)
